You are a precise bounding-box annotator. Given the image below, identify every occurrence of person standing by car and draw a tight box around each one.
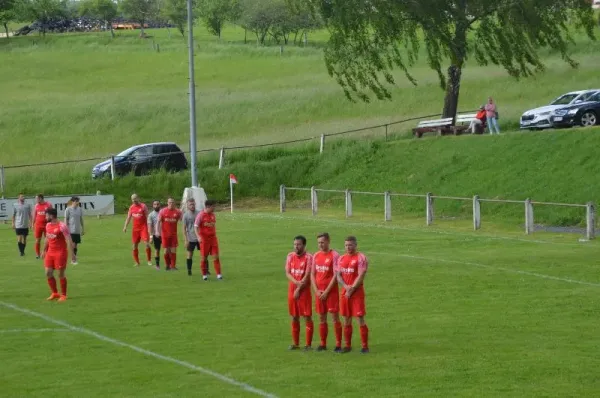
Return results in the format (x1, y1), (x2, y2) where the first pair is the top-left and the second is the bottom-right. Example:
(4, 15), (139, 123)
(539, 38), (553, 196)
(485, 97), (500, 134)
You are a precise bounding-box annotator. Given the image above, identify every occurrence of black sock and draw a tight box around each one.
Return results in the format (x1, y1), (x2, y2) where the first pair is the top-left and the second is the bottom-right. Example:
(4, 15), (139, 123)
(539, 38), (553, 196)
(155, 256), (160, 266)
(74, 248), (78, 256)
(186, 258), (192, 273)
(18, 242), (24, 254)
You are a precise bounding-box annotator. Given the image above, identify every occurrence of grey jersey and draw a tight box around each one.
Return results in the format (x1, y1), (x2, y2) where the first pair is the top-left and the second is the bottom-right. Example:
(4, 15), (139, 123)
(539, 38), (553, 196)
(148, 210), (160, 237)
(183, 210), (199, 242)
(13, 202), (32, 229)
(65, 206), (83, 234)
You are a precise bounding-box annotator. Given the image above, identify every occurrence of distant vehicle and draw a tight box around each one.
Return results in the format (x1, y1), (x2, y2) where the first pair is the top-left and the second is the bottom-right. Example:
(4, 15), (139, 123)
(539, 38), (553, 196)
(593, 0), (600, 9)
(520, 89), (600, 130)
(550, 91), (600, 128)
(92, 142), (188, 179)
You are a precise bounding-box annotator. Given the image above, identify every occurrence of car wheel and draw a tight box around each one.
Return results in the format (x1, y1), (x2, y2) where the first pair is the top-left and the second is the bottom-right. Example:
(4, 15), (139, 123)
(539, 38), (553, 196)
(580, 111), (598, 127)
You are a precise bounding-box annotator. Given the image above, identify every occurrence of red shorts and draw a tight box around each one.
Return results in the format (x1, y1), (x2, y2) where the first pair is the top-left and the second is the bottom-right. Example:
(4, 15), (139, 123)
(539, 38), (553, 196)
(34, 226), (46, 239)
(315, 286), (340, 314)
(44, 252), (67, 270)
(132, 228), (149, 244)
(200, 235), (219, 257)
(161, 234), (178, 248)
(288, 286), (312, 317)
(340, 288), (366, 317)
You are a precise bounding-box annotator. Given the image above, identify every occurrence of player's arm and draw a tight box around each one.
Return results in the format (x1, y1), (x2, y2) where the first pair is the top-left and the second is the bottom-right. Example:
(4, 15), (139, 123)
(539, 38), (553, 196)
(64, 208), (70, 226)
(80, 212), (85, 235)
(11, 207), (15, 229)
(42, 232), (49, 258)
(123, 212), (132, 232)
(182, 219), (188, 245)
(62, 224), (75, 260)
(298, 255), (312, 291)
(310, 263), (319, 293)
(285, 255), (301, 286)
(147, 215), (153, 238)
(194, 213), (202, 242)
(30, 206), (35, 229)
(348, 255), (368, 294)
(336, 270), (349, 290)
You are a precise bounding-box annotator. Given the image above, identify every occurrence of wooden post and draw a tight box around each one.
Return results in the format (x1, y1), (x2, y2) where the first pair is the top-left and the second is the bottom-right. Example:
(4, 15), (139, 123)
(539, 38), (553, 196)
(473, 195), (481, 230)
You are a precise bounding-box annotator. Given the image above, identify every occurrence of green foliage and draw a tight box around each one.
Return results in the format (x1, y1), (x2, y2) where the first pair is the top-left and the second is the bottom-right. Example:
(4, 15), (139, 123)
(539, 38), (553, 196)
(0, 0), (16, 36)
(196, 0), (240, 38)
(80, 0), (118, 36)
(18, 0), (66, 35)
(120, 0), (159, 33)
(160, 0), (187, 36)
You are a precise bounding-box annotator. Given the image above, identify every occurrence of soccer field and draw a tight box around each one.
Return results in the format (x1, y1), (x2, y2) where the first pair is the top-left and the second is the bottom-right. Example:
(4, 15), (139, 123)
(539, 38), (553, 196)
(1, 211), (600, 397)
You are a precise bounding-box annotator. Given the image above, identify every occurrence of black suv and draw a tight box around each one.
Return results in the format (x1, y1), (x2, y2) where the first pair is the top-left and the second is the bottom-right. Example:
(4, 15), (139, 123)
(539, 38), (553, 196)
(92, 142), (188, 179)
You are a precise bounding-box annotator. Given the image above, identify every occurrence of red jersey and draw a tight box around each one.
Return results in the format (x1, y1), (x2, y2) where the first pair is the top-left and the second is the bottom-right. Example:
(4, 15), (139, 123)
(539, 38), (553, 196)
(128, 203), (148, 231)
(34, 202), (53, 226)
(285, 252), (313, 285)
(159, 207), (182, 237)
(312, 250), (340, 290)
(338, 252), (368, 288)
(194, 211), (216, 237)
(45, 222), (71, 253)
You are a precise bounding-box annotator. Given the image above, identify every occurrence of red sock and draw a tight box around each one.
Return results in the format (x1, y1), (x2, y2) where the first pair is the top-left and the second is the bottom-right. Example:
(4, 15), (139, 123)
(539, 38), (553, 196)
(60, 277), (67, 296)
(214, 258), (222, 275)
(344, 324), (353, 349)
(35, 242), (40, 257)
(306, 320), (314, 347)
(170, 253), (177, 268)
(319, 322), (328, 347)
(47, 277), (58, 294)
(133, 248), (140, 264)
(164, 253), (171, 269)
(334, 321), (343, 348)
(360, 324), (369, 349)
(201, 259), (208, 276)
(145, 247), (152, 262)
(291, 320), (300, 346)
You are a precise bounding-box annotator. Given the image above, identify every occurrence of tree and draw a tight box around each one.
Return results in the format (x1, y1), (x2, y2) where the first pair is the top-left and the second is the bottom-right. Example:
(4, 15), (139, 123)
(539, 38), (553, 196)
(197, 0), (240, 38)
(160, 0), (187, 36)
(0, 0), (16, 38)
(80, 0), (118, 37)
(120, 0), (159, 36)
(300, 0), (597, 118)
(238, 0), (287, 45)
(19, 0), (66, 36)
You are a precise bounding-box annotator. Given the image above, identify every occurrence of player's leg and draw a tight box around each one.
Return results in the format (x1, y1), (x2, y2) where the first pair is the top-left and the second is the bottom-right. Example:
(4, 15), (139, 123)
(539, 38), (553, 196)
(142, 229), (152, 265)
(57, 265), (68, 301)
(331, 312), (343, 352)
(170, 238), (178, 270)
(162, 236), (170, 269)
(34, 228), (43, 258)
(186, 242), (194, 276)
(132, 231), (141, 266)
(300, 292), (314, 350)
(153, 236), (161, 269)
(16, 230), (25, 256)
(44, 260), (60, 301)
(340, 295), (353, 352)
(317, 311), (328, 351)
(357, 316), (369, 353)
(199, 239), (209, 279)
(211, 237), (221, 279)
(288, 289), (301, 350)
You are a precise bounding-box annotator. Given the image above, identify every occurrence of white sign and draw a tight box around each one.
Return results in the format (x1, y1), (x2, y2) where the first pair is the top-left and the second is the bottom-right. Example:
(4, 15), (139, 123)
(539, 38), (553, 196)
(0, 194), (115, 221)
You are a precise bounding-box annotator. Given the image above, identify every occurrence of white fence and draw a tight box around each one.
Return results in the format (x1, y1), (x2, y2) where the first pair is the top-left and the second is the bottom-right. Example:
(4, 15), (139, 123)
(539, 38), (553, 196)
(279, 185), (597, 240)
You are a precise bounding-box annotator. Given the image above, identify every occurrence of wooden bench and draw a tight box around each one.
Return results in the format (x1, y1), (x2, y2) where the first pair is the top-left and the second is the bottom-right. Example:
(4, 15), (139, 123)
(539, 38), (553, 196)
(412, 113), (485, 138)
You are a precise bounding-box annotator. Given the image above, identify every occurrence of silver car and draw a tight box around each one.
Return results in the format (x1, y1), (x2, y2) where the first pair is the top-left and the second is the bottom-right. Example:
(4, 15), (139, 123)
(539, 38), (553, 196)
(520, 89), (600, 130)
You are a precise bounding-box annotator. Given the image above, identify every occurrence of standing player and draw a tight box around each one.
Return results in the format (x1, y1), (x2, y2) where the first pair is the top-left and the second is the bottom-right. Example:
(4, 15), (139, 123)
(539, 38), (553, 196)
(64, 197), (84, 265)
(311, 232), (342, 352)
(123, 194), (152, 267)
(194, 200), (222, 280)
(182, 199), (200, 276)
(32, 194), (53, 259)
(147, 200), (162, 270)
(285, 235), (314, 351)
(42, 208), (75, 302)
(158, 197), (182, 271)
(337, 236), (369, 353)
(12, 193), (32, 257)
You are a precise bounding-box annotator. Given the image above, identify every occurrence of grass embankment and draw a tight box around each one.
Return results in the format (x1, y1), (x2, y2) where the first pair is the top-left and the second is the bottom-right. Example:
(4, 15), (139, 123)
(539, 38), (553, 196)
(5, 128), (600, 225)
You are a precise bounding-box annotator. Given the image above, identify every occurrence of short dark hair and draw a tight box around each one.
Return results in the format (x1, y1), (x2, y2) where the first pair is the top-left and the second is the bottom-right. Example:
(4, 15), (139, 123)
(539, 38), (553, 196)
(37, 193), (44, 199)
(71, 196), (79, 202)
(205, 199), (216, 207)
(294, 235), (307, 245)
(187, 198), (195, 203)
(345, 236), (357, 244)
(45, 207), (57, 217)
(317, 232), (330, 241)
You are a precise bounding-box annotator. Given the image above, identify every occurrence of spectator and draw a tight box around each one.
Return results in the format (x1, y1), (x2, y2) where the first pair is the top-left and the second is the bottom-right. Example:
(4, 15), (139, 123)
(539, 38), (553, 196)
(485, 97), (500, 134)
(470, 105), (487, 134)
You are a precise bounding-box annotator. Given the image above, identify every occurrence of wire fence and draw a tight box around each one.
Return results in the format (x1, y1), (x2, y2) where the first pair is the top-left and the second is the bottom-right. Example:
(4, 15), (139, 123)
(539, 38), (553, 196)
(0, 109), (478, 197)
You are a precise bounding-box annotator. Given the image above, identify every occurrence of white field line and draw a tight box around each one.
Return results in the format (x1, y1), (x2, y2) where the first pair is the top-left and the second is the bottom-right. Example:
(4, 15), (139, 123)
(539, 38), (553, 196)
(236, 212), (595, 248)
(0, 328), (71, 333)
(370, 251), (600, 288)
(0, 302), (278, 398)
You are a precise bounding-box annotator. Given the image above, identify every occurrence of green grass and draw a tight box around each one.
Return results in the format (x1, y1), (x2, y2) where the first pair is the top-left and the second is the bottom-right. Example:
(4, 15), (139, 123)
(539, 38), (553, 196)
(2, 211), (600, 397)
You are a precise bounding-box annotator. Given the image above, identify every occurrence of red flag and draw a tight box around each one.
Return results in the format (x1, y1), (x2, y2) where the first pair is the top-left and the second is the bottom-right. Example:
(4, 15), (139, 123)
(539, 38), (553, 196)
(229, 174), (237, 184)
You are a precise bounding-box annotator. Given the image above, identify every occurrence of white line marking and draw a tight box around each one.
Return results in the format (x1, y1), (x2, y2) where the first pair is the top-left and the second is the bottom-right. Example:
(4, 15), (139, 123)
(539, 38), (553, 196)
(0, 302), (277, 398)
(370, 251), (600, 288)
(237, 212), (594, 248)
(0, 328), (71, 333)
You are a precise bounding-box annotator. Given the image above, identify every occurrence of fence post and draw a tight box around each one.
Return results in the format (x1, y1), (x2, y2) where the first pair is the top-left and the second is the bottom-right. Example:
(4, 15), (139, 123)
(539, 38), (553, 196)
(0, 165), (5, 199)
(385, 124), (388, 142)
(345, 189), (352, 218)
(426, 192), (434, 226)
(525, 198), (534, 235)
(218, 147), (225, 169)
(586, 202), (595, 240)
(384, 191), (392, 221)
(110, 156), (116, 181)
(279, 185), (286, 213)
(473, 195), (481, 230)
(320, 134), (325, 154)
(311, 186), (318, 216)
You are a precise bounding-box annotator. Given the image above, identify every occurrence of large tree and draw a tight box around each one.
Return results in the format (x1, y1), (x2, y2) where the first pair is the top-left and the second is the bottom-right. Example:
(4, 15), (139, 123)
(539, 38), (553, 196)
(80, 0), (118, 37)
(196, 0), (240, 38)
(19, 0), (67, 36)
(120, 0), (159, 36)
(0, 0), (16, 38)
(302, 0), (596, 118)
(160, 0), (187, 36)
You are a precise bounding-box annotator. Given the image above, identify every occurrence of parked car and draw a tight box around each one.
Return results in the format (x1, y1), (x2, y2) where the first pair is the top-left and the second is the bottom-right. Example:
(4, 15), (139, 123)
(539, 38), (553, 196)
(550, 91), (600, 128)
(92, 142), (188, 179)
(520, 89), (600, 130)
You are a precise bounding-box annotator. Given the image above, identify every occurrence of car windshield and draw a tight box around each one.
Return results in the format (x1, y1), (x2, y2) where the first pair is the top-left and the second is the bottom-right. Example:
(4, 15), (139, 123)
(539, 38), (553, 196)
(114, 147), (137, 161)
(550, 93), (580, 106)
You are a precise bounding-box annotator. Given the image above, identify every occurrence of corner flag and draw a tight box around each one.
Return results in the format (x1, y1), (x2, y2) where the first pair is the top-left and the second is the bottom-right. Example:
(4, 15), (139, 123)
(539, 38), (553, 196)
(229, 174), (237, 213)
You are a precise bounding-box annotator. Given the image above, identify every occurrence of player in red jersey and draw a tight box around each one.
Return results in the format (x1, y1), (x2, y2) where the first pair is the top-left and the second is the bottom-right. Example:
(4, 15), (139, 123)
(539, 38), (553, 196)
(285, 235), (314, 351)
(311, 232), (342, 352)
(337, 236), (369, 353)
(194, 199), (222, 281)
(158, 197), (182, 270)
(42, 208), (74, 302)
(123, 194), (152, 267)
(32, 194), (53, 259)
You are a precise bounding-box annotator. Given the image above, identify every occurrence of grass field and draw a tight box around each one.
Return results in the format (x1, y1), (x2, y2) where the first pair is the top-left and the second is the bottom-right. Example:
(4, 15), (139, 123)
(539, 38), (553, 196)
(2, 210), (600, 397)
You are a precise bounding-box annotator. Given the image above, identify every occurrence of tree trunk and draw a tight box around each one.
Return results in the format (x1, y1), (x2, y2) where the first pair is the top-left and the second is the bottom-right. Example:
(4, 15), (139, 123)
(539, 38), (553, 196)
(140, 21), (145, 37)
(3, 23), (9, 39)
(442, 64), (462, 120)
(244, 28), (247, 44)
(109, 22), (115, 38)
